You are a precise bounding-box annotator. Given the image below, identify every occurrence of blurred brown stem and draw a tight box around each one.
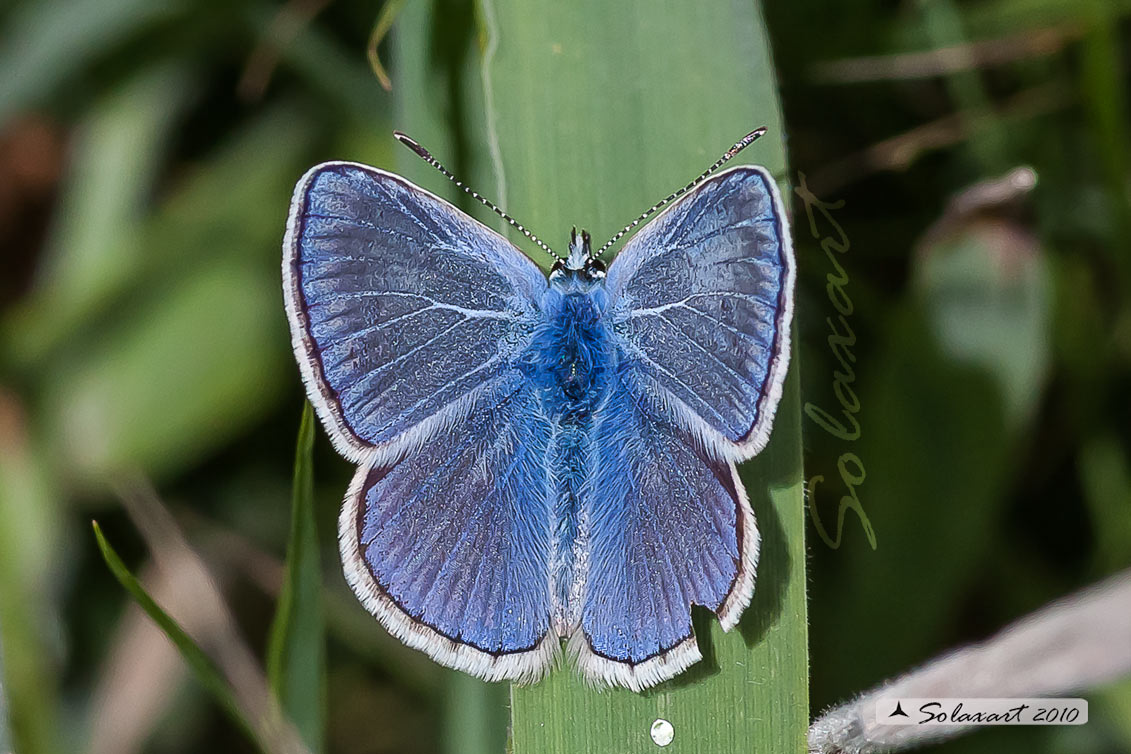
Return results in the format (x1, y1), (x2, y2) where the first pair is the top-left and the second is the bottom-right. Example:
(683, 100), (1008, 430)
(239, 0), (333, 102)
(102, 479), (311, 754)
(812, 26), (1081, 84)
(805, 81), (1069, 196)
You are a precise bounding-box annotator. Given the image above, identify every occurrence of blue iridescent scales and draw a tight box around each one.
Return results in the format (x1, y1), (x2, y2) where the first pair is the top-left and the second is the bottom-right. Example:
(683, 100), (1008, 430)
(282, 141), (794, 692)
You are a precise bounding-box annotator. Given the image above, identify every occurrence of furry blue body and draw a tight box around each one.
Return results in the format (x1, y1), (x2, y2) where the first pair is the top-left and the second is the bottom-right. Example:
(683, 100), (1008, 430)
(284, 159), (794, 690)
(523, 274), (614, 629)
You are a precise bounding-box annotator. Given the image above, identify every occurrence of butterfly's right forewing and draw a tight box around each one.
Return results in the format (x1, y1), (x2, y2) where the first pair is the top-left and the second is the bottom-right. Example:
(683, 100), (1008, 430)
(284, 162), (547, 465)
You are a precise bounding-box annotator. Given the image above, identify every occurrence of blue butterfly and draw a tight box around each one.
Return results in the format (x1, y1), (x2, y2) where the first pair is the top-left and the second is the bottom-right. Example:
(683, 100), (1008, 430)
(282, 130), (794, 691)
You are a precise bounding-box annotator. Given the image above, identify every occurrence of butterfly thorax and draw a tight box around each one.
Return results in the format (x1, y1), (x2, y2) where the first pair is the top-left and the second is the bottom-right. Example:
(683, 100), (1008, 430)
(526, 282), (613, 417)
(523, 227), (613, 413)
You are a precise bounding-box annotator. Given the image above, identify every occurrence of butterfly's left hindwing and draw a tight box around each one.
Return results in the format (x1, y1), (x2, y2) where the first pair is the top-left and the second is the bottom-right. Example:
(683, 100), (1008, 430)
(573, 379), (758, 692)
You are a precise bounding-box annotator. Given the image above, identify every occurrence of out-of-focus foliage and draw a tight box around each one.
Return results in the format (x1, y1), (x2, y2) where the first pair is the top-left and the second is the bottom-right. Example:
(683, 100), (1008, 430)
(0, 0), (1128, 753)
(92, 521), (266, 750)
(266, 403), (324, 753)
(773, 2), (1131, 752)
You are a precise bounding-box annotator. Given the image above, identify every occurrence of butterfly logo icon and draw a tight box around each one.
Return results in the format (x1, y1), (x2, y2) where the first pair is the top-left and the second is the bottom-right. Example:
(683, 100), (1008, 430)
(282, 129), (794, 691)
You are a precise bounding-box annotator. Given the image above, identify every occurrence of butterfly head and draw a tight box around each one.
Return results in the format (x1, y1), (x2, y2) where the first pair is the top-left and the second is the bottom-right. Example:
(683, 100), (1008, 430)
(550, 227), (606, 288)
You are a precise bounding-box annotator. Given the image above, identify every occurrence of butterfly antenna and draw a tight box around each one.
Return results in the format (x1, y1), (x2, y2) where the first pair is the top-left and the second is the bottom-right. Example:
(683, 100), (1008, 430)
(393, 131), (565, 263)
(593, 127), (769, 260)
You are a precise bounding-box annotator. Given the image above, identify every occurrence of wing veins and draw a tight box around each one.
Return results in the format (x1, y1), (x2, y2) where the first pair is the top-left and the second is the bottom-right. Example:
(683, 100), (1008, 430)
(346, 320), (488, 418)
(660, 216), (765, 256)
(363, 357), (507, 439)
(395, 389), (525, 619)
(631, 290), (779, 318)
(362, 429), (481, 549)
(304, 211), (449, 252)
(627, 377), (732, 552)
(682, 302), (772, 353)
(319, 305), (444, 371)
(657, 311), (757, 392)
(318, 290), (520, 321)
(621, 349), (735, 430)
(624, 418), (690, 630)
(314, 182), (436, 241)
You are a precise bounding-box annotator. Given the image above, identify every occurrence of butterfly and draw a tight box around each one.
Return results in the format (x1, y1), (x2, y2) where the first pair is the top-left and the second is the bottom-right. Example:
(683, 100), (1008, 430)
(282, 129), (794, 691)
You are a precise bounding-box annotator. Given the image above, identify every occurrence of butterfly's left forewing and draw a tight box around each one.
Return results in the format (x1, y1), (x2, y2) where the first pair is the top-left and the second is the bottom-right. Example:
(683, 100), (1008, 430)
(604, 166), (794, 463)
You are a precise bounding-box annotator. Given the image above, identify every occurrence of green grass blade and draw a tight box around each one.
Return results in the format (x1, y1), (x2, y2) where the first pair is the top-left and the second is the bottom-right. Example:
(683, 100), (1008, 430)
(0, 645), (10, 754)
(396, 2), (808, 751)
(439, 672), (508, 754)
(0, 410), (62, 754)
(91, 521), (267, 752)
(1079, 0), (1131, 291)
(266, 403), (325, 752)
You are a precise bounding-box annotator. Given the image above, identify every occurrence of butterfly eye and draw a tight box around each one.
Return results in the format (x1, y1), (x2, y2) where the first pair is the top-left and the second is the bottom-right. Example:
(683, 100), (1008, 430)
(584, 258), (606, 278)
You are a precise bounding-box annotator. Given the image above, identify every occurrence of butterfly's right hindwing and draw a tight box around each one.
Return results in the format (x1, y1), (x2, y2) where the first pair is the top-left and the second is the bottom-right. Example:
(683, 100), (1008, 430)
(340, 377), (558, 682)
(283, 162), (548, 464)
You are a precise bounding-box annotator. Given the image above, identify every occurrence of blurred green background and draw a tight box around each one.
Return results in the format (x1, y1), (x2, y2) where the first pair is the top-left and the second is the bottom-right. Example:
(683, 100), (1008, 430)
(0, 0), (1129, 753)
